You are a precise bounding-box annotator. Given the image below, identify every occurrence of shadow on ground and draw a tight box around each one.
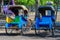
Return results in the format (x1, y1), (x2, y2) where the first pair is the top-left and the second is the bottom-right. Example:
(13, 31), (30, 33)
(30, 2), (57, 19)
(0, 32), (59, 38)
(0, 33), (20, 36)
(0, 32), (55, 37)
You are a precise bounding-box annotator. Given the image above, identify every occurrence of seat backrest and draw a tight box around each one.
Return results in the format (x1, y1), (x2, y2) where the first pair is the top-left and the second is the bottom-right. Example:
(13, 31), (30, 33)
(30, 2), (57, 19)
(42, 16), (52, 22)
(14, 16), (20, 22)
(6, 17), (14, 23)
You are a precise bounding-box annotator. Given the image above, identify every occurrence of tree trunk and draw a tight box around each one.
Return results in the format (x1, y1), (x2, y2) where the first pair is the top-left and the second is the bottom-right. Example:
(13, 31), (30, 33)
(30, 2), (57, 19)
(1, 0), (4, 15)
(0, 0), (2, 13)
(35, 0), (40, 19)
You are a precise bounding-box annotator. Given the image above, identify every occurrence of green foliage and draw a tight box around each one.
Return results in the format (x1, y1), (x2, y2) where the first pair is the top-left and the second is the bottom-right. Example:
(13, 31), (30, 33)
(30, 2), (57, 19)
(27, 0), (35, 6)
(15, 0), (35, 6)
(15, 0), (55, 6)
(40, 0), (54, 5)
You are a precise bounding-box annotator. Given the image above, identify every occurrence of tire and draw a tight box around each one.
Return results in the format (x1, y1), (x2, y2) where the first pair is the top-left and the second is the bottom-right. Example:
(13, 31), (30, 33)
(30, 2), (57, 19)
(5, 27), (8, 34)
(5, 27), (18, 35)
(35, 27), (38, 35)
(20, 24), (26, 35)
(52, 22), (55, 36)
(49, 26), (54, 36)
(5, 28), (13, 35)
(52, 26), (54, 36)
(20, 28), (23, 35)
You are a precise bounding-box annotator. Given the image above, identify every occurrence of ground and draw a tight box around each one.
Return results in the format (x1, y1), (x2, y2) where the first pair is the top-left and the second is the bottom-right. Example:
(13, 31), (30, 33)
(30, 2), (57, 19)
(0, 31), (59, 40)
(0, 29), (59, 40)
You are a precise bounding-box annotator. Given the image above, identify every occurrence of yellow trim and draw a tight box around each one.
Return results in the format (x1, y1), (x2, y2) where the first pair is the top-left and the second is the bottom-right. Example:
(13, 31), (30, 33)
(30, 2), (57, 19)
(6, 17), (14, 23)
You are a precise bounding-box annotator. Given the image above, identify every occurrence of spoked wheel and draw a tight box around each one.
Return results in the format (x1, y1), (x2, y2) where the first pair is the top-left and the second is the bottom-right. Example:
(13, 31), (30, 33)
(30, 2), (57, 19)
(51, 27), (55, 36)
(51, 23), (55, 36)
(35, 28), (38, 35)
(32, 21), (38, 35)
(20, 25), (26, 35)
(20, 28), (23, 35)
(48, 27), (55, 37)
(5, 27), (13, 34)
(20, 27), (27, 35)
(21, 19), (32, 35)
(5, 27), (8, 34)
(5, 27), (19, 35)
(21, 23), (32, 35)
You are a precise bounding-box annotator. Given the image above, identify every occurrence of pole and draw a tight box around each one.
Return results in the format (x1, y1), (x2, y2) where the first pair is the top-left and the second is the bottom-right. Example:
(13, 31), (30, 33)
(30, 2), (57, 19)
(54, 0), (58, 20)
(35, 0), (39, 19)
(1, 0), (4, 15)
(0, 0), (2, 13)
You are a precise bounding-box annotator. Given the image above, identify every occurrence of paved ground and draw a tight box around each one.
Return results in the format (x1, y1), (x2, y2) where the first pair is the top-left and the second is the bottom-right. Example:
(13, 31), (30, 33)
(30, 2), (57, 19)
(0, 32), (59, 40)
(0, 29), (59, 40)
(0, 35), (56, 40)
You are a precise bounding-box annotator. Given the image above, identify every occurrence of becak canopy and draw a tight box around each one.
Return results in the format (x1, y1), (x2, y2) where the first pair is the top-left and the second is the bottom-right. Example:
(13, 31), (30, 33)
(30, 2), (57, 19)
(38, 6), (55, 14)
(8, 5), (28, 16)
(6, 5), (28, 23)
(8, 5), (28, 11)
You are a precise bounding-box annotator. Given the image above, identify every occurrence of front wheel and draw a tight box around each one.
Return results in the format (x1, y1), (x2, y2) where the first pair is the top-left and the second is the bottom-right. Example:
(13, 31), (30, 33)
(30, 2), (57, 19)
(35, 28), (38, 35)
(5, 27), (13, 34)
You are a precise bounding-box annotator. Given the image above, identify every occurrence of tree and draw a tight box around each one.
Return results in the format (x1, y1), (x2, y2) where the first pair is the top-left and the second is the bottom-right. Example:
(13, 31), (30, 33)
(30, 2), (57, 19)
(15, 0), (55, 6)
(35, 0), (40, 19)
(15, 0), (35, 6)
